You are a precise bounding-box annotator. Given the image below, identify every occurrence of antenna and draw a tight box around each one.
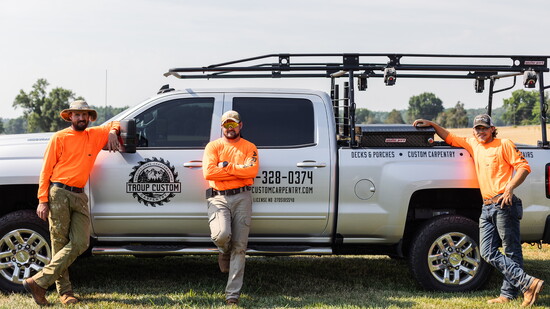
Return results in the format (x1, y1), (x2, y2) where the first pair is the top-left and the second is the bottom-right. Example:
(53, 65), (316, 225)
(105, 69), (108, 121)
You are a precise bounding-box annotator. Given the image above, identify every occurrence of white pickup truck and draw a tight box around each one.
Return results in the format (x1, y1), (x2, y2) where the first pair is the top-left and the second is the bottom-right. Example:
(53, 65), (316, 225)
(1, 53), (549, 293)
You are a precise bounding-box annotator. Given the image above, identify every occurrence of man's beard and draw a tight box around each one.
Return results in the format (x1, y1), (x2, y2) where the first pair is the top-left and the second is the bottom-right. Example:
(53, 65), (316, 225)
(73, 120), (89, 131)
(224, 130), (240, 140)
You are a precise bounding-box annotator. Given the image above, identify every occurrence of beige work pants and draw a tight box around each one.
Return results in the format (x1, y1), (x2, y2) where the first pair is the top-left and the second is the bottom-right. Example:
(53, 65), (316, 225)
(33, 186), (90, 295)
(207, 191), (252, 300)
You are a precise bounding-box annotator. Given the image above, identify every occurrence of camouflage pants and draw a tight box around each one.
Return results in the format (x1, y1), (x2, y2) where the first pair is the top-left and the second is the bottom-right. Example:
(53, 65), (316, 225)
(33, 185), (90, 295)
(207, 191), (252, 300)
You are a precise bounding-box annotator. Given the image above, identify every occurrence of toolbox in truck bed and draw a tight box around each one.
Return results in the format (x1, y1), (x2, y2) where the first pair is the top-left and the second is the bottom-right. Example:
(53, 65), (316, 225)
(355, 124), (436, 147)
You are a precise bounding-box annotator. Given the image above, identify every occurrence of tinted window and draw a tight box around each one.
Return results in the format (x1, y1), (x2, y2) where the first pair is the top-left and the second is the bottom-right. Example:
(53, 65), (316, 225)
(233, 97), (314, 147)
(135, 98), (214, 147)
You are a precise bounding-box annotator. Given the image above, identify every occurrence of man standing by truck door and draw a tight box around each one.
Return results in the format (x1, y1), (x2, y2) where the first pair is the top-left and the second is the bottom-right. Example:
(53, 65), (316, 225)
(202, 110), (259, 306)
(24, 100), (120, 306)
(414, 114), (544, 307)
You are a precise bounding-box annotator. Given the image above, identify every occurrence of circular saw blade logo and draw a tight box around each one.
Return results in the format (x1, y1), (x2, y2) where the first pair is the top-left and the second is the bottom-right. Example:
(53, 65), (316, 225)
(126, 157), (181, 206)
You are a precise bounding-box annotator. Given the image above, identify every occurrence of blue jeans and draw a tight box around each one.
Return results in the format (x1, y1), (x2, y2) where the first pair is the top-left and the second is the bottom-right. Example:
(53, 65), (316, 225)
(479, 195), (533, 299)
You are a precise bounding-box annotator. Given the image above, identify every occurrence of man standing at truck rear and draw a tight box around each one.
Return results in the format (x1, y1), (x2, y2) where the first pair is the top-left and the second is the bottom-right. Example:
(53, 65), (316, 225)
(202, 110), (259, 306)
(24, 100), (120, 306)
(414, 114), (544, 307)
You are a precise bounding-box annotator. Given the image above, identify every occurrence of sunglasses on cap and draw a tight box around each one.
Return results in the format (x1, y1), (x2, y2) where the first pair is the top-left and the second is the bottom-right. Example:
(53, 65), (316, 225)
(222, 122), (239, 129)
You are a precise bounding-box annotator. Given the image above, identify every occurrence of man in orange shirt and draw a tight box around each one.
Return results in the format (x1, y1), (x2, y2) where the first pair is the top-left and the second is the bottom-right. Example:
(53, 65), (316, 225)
(23, 100), (120, 306)
(202, 110), (259, 306)
(414, 114), (543, 307)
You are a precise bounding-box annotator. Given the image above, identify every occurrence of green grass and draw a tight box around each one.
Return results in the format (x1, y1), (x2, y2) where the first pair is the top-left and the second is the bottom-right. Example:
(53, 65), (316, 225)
(1, 244), (548, 308)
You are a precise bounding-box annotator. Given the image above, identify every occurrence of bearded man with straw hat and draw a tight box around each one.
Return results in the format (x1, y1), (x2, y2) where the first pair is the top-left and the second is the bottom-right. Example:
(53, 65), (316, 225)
(23, 100), (121, 305)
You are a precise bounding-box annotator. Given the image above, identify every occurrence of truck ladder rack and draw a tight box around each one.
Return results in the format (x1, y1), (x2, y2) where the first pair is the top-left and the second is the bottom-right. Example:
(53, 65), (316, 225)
(164, 53), (550, 147)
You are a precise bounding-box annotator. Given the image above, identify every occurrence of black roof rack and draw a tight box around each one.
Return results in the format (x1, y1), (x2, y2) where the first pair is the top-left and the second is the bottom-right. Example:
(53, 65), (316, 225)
(164, 53), (549, 79)
(164, 53), (550, 148)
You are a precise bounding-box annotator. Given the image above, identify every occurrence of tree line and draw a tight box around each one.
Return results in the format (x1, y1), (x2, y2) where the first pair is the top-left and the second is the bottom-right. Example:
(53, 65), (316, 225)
(1, 79), (548, 134)
(356, 90), (548, 128)
(1, 79), (127, 134)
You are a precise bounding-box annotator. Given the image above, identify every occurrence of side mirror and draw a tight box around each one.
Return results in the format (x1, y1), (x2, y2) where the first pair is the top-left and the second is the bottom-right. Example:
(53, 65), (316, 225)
(120, 119), (137, 153)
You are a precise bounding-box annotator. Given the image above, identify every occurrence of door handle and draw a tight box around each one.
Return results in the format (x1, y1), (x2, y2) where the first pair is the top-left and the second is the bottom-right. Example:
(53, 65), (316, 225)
(297, 161), (326, 168)
(183, 161), (203, 168)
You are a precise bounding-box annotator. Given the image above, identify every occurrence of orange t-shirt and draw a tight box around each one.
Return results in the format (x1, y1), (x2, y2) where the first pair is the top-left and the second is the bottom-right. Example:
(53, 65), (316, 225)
(202, 138), (259, 191)
(445, 133), (531, 199)
(38, 121), (120, 203)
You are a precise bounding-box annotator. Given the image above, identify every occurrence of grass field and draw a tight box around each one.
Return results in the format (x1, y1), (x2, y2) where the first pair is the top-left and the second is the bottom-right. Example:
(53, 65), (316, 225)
(1, 244), (548, 308)
(447, 124), (550, 145)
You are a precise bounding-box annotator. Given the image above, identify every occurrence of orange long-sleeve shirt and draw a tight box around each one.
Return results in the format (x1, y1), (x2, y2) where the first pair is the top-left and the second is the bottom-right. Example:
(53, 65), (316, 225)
(202, 138), (259, 191)
(445, 133), (531, 199)
(38, 121), (120, 203)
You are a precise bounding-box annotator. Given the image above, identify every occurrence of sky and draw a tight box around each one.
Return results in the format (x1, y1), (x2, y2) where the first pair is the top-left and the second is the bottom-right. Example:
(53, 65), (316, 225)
(1, 0), (550, 120)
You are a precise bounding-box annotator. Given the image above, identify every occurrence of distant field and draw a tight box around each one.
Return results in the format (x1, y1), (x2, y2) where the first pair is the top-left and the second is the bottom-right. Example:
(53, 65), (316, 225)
(446, 124), (550, 145)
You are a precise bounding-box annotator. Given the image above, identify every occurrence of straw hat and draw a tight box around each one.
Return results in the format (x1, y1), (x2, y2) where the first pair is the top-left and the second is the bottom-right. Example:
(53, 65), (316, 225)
(60, 100), (98, 122)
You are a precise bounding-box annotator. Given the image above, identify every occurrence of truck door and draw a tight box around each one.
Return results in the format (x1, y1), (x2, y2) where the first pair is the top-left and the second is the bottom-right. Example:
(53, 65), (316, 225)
(228, 93), (334, 237)
(89, 93), (223, 238)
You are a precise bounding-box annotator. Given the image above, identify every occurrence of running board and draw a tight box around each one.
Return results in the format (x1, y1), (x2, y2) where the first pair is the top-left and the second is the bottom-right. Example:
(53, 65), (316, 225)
(91, 245), (333, 256)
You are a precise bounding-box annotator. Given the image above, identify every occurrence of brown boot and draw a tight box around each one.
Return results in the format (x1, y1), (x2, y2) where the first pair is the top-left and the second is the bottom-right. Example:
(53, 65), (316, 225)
(522, 278), (544, 307)
(60, 291), (79, 305)
(23, 278), (49, 306)
(487, 296), (512, 304)
(226, 298), (239, 306)
(218, 252), (230, 273)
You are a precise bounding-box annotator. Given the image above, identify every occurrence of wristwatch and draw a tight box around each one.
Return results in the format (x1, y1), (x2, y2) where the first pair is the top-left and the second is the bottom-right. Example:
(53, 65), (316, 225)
(222, 161), (229, 168)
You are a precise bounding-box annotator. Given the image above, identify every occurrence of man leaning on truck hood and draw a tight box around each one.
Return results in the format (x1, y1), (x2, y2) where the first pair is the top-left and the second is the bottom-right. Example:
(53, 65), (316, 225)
(414, 114), (543, 307)
(23, 100), (121, 306)
(202, 110), (259, 306)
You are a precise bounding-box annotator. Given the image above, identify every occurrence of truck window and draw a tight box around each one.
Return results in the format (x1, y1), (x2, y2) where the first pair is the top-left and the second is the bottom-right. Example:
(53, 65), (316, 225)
(233, 97), (314, 147)
(135, 98), (214, 148)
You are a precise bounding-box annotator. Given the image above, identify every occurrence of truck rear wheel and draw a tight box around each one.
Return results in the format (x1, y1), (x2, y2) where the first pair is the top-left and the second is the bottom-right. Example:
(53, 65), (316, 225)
(0, 210), (51, 292)
(409, 215), (491, 292)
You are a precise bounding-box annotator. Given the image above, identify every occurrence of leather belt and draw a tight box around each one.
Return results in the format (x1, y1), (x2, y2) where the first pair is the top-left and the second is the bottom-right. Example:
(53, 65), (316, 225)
(483, 194), (502, 205)
(211, 186), (251, 197)
(51, 182), (84, 193)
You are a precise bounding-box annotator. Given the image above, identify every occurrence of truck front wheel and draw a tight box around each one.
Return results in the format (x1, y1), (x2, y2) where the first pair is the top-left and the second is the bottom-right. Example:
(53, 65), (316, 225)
(409, 215), (491, 292)
(0, 210), (51, 292)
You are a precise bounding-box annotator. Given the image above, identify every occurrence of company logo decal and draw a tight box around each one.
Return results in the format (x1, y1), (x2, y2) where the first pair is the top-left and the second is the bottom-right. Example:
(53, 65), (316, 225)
(127, 157), (181, 206)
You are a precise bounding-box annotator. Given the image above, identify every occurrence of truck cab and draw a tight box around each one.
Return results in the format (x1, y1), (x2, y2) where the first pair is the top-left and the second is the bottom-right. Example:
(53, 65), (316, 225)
(89, 89), (336, 243)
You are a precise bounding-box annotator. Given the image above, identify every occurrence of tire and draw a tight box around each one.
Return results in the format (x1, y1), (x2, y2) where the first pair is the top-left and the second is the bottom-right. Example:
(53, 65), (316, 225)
(0, 210), (51, 293)
(408, 215), (492, 292)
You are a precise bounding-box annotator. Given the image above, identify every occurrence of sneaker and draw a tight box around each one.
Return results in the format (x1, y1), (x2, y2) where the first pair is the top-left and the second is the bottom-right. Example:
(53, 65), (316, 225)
(218, 252), (230, 273)
(487, 296), (512, 304)
(23, 278), (49, 306)
(521, 278), (544, 307)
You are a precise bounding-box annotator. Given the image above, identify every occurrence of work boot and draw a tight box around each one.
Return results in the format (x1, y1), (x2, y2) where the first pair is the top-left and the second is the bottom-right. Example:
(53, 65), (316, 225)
(521, 278), (544, 307)
(487, 296), (512, 304)
(226, 298), (239, 306)
(60, 291), (79, 305)
(23, 278), (49, 306)
(218, 252), (230, 273)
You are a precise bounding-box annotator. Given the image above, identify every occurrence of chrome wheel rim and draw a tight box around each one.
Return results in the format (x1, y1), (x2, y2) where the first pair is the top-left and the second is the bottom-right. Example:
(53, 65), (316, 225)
(0, 229), (51, 284)
(427, 232), (480, 285)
